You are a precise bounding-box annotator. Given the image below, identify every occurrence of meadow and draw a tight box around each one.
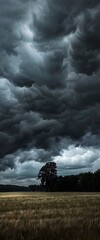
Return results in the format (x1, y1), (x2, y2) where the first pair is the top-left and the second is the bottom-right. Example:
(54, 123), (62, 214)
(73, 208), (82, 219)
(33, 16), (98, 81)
(0, 192), (100, 240)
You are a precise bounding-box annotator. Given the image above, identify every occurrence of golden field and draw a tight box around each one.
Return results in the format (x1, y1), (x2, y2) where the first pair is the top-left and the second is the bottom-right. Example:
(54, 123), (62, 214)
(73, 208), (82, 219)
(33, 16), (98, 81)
(0, 192), (100, 240)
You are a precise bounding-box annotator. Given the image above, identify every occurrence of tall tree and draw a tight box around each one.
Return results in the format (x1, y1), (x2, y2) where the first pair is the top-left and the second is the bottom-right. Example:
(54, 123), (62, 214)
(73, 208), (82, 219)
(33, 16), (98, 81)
(38, 162), (57, 191)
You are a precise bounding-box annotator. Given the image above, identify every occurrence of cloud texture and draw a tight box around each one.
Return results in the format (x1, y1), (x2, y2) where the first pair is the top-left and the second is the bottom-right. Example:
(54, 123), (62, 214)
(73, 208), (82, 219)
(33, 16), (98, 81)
(0, 0), (100, 185)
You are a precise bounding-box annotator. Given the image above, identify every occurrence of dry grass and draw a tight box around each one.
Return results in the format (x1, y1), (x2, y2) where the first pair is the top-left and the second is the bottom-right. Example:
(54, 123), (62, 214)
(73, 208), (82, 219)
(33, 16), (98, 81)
(0, 192), (100, 240)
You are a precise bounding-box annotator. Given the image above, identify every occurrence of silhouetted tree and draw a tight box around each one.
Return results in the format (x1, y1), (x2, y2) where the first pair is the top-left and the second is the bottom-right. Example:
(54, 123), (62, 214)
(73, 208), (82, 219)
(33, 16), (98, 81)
(38, 162), (57, 191)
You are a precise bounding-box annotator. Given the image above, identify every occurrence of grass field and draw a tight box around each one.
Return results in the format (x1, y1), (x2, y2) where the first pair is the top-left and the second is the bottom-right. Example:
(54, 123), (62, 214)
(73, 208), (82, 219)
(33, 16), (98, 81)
(0, 192), (100, 240)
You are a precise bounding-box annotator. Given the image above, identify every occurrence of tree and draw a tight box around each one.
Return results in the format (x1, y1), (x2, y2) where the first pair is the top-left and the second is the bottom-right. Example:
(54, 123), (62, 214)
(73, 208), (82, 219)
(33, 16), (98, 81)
(38, 162), (57, 191)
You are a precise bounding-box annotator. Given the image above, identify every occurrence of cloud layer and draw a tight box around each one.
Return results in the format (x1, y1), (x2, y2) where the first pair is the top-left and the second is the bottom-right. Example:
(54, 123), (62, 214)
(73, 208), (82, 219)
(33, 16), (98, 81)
(0, 0), (100, 185)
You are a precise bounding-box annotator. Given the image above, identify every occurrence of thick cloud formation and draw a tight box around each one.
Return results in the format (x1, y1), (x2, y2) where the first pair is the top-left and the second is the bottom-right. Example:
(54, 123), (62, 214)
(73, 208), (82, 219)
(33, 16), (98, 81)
(0, 0), (100, 184)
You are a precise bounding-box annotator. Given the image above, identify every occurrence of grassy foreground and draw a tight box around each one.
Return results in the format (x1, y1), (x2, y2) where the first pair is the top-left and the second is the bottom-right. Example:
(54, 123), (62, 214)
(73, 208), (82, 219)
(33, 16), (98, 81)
(0, 192), (100, 240)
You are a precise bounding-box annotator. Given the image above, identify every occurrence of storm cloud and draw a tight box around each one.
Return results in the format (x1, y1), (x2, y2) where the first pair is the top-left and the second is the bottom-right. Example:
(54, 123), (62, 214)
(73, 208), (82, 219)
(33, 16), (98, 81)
(0, 0), (100, 185)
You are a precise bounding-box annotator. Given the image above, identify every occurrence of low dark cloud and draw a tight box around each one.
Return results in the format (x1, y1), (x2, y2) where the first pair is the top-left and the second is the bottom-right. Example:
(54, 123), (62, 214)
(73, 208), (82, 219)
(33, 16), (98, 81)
(0, 0), (100, 184)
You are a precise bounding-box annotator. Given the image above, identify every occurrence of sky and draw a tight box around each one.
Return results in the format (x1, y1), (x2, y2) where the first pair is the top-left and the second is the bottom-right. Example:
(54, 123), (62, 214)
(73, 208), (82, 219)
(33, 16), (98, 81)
(0, 0), (100, 186)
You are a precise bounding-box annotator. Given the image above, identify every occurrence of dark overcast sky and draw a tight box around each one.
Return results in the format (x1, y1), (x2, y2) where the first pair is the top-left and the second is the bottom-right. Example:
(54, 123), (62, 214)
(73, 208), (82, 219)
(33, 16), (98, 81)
(0, 0), (100, 186)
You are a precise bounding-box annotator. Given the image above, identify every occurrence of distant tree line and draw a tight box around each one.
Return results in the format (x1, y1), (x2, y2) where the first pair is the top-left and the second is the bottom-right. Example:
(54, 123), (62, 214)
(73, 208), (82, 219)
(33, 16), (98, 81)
(0, 185), (29, 192)
(55, 170), (100, 192)
(0, 168), (100, 192)
(0, 184), (42, 192)
(38, 162), (100, 192)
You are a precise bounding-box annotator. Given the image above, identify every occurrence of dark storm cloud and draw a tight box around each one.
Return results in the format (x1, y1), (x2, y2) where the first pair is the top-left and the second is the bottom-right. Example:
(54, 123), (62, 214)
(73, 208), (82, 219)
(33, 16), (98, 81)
(0, 0), (100, 181)
(0, 0), (30, 79)
(70, 8), (100, 75)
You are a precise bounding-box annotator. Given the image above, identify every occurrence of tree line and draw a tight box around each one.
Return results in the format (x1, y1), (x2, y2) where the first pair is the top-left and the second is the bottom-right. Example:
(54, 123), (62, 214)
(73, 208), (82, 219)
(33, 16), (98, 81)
(0, 162), (100, 192)
(37, 162), (100, 192)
